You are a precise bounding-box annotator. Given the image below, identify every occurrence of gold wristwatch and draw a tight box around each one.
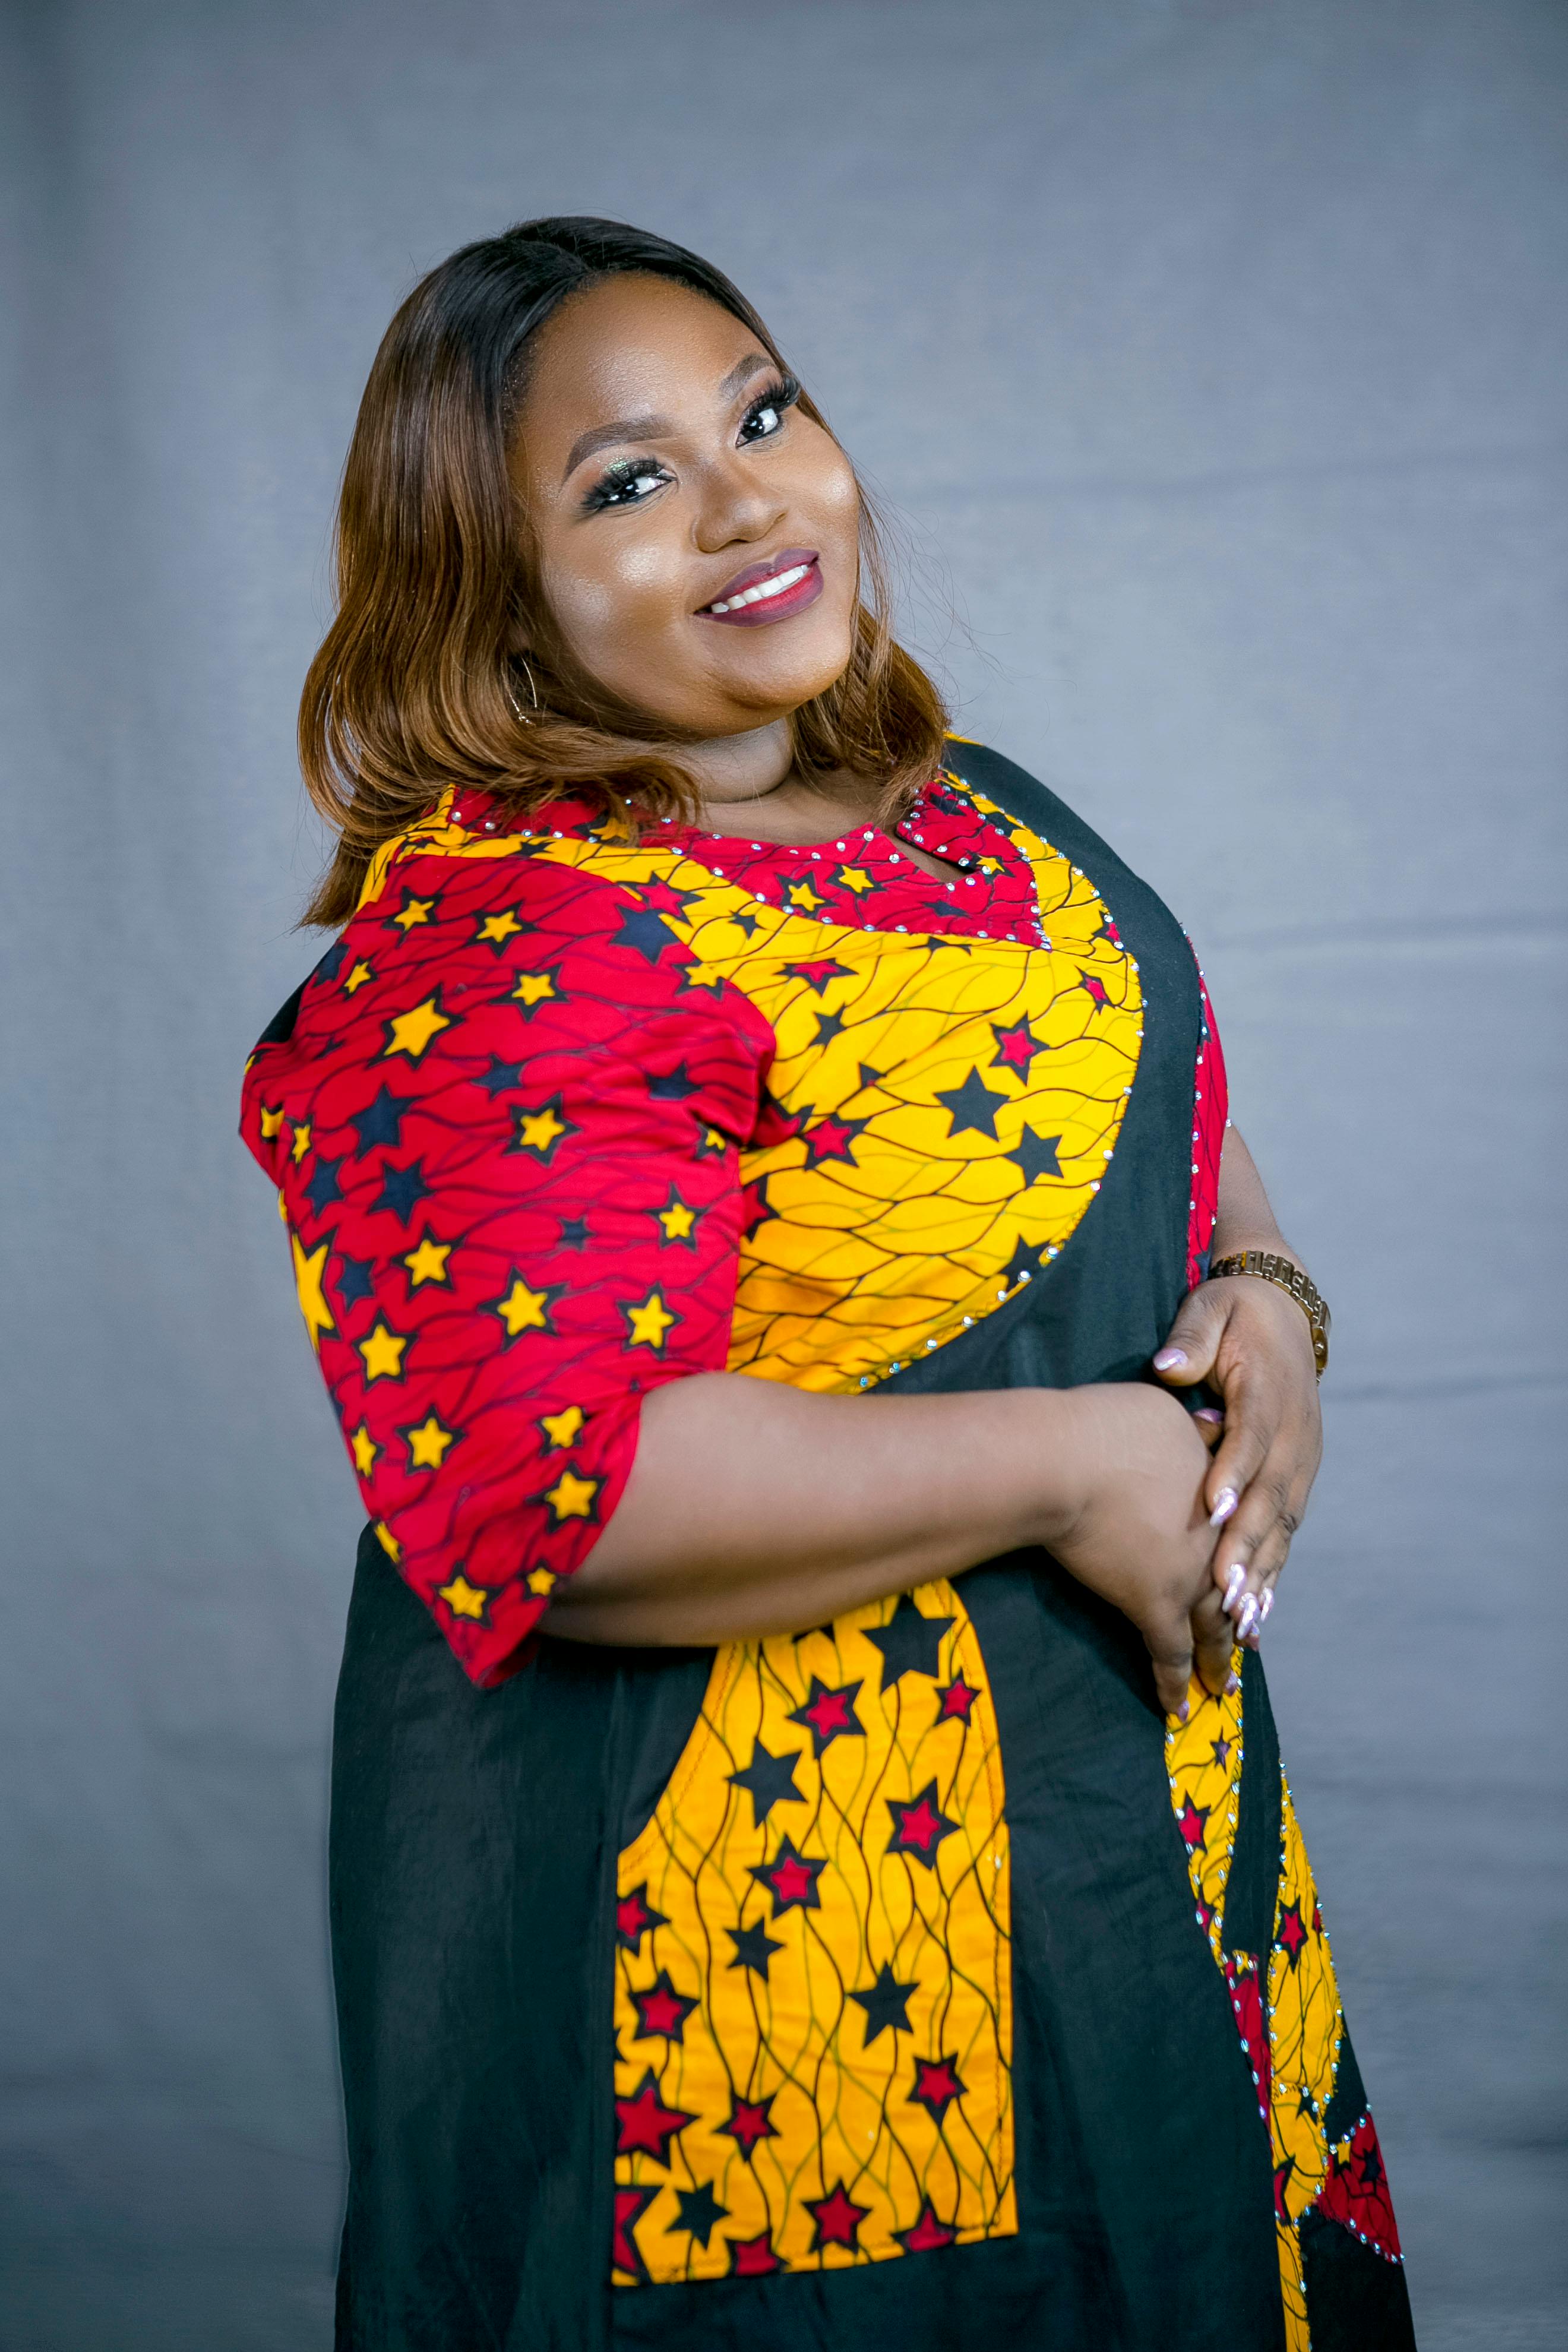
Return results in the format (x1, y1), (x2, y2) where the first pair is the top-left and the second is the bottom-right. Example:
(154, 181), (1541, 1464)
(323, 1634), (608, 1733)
(1207, 1250), (1330, 1379)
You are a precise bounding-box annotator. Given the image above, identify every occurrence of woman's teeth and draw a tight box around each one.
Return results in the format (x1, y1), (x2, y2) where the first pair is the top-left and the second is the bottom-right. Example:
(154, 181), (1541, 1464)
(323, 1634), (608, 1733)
(706, 562), (811, 614)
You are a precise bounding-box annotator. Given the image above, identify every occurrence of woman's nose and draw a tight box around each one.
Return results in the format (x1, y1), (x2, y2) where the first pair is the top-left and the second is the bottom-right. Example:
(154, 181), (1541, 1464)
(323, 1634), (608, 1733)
(691, 456), (786, 555)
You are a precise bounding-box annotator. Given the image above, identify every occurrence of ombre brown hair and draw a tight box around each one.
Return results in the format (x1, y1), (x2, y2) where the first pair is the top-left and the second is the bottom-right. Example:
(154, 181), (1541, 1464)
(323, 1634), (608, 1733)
(300, 216), (949, 927)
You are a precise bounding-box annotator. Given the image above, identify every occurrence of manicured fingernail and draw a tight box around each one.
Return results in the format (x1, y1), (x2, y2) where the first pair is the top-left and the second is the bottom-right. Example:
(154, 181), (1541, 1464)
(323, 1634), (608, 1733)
(1258, 1589), (1274, 1626)
(1223, 1562), (1247, 1610)
(1237, 1595), (1260, 1640)
(1210, 1488), (1238, 1527)
(1224, 1671), (1241, 1695)
(1194, 1407), (1223, 1425)
(1177, 1700), (1190, 1723)
(1153, 1348), (1187, 1371)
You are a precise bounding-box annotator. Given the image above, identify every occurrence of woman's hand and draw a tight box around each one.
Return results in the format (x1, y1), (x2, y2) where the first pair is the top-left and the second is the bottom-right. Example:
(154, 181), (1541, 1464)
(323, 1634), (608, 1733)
(1152, 1275), (1322, 1646)
(1049, 1384), (1235, 1719)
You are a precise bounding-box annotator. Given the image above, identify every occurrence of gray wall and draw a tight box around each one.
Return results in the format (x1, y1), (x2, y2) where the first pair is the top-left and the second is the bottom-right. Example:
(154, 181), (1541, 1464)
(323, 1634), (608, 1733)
(2, 4), (1563, 2347)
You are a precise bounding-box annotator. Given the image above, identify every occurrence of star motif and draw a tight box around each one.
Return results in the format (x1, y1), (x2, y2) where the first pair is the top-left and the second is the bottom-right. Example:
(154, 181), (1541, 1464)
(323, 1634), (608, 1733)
(935, 1674), (979, 1725)
(403, 1412), (459, 1471)
(290, 1121), (311, 1165)
(357, 1320), (407, 1382)
(1357, 2140), (1384, 2192)
(344, 959), (374, 994)
(748, 1833), (826, 1917)
(726, 1740), (805, 1830)
(335, 1251), (376, 1308)
(910, 2054), (966, 2125)
(1078, 969), (1111, 1007)
(614, 2070), (694, 2163)
(314, 940), (347, 984)
(543, 1469), (599, 1522)
(812, 1007), (848, 1047)
(557, 1214), (591, 1250)
(475, 1055), (526, 1097)
(1276, 1900), (1308, 1967)
(638, 879), (698, 918)
(788, 879), (825, 911)
(834, 865), (873, 896)
(304, 1153), (343, 1215)
(990, 1016), (1047, 1074)
(935, 1065), (1007, 1140)
(290, 1234), (336, 1351)
(539, 1404), (584, 1450)
(669, 2182), (729, 2249)
(475, 907), (525, 949)
(348, 1422), (378, 1477)
(802, 1111), (868, 1166)
(719, 2094), (780, 2163)
(382, 991), (452, 1060)
(511, 972), (556, 1011)
(863, 1593), (954, 1690)
(895, 2200), (957, 2254)
(786, 1676), (864, 1757)
(373, 1159), (431, 1224)
(886, 1780), (959, 1867)
(726, 1917), (786, 1979)
(696, 1125), (729, 1157)
(730, 908), (761, 938)
(352, 1086), (408, 1154)
(647, 1063), (698, 1099)
(258, 1103), (284, 1140)
(387, 890), (435, 932)
(807, 2182), (871, 2251)
(655, 1190), (697, 1244)
(787, 957), (851, 993)
(513, 1098), (576, 1159)
(489, 1272), (561, 1343)
(726, 2230), (781, 2276)
(525, 1567), (555, 1596)
(613, 905), (682, 964)
(624, 1289), (678, 1351)
(437, 1573), (488, 1620)
(1211, 1735), (1231, 1769)
(1177, 1796), (1209, 1851)
(615, 1882), (670, 1952)
(402, 1238), (451, 1287)
(630, 1970), (698, 2044)
(848, 1961), (917, 2046)
(1008, 1126), (1064, 1186)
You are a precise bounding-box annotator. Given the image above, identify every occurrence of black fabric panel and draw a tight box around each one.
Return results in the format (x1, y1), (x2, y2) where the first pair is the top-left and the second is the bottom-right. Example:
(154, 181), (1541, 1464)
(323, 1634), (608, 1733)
(1222, 1648), (1283, 1962)
(1321, 2028), (1371, 2152)
(1299, 2211), (1419, 2349)
(256, 981), (305, 1048)
(331, 1531), (711, 2352)
(881, 742), (1200, 1400)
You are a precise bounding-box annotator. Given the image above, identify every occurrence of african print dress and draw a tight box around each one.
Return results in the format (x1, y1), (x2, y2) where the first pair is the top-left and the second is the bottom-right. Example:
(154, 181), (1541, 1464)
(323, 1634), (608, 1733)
(241, 741), (1415, 2352)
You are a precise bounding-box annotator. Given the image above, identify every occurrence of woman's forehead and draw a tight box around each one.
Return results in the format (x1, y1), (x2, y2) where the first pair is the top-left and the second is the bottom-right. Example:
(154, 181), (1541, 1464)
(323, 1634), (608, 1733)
(518, 274), (765, 446)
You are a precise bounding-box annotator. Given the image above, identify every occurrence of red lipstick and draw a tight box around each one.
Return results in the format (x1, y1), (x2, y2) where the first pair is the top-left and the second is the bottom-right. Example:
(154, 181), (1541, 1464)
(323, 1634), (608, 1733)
(699, 548), (823, 627)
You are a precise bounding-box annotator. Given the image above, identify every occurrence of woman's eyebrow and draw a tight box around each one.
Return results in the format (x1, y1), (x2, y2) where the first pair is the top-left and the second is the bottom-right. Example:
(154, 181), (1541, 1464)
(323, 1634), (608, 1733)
(560, 353), (776, 485)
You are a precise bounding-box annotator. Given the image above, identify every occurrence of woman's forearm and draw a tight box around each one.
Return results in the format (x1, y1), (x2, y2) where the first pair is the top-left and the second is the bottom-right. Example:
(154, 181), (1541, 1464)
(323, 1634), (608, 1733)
(1210, 1124), (1307, 1268)
(547, 1372), (1088, 1648)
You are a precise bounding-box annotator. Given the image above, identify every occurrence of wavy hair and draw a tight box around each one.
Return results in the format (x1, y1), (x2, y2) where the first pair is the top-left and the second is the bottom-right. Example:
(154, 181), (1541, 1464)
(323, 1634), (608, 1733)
(299, 216), (949, 926)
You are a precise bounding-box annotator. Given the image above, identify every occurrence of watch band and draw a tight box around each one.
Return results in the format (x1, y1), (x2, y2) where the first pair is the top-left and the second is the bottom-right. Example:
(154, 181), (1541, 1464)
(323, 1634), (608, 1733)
(1207, 1249), (1330, 1379)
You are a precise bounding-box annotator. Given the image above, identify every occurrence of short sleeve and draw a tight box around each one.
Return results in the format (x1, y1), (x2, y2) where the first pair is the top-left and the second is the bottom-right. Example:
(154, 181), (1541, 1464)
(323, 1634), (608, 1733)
(241, 847), (774, 1684)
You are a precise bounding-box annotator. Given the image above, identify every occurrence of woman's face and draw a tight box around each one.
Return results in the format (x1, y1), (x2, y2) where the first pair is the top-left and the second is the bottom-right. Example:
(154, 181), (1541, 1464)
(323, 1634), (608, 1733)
(510, 273), (862, 741)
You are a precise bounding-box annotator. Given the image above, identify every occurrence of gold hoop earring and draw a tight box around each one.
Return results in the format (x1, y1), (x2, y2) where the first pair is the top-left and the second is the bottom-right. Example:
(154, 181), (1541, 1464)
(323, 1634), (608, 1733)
(504, 657), (539, 728)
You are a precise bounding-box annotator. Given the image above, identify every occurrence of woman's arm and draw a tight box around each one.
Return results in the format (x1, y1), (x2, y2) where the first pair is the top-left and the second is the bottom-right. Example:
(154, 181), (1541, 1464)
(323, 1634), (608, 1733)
(1151, 1124), (1324, 1642)
(551, 1371), (1237, 1718)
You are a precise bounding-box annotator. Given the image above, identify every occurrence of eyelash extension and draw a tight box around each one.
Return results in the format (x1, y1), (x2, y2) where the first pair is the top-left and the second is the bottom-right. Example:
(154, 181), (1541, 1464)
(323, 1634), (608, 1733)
(739, 371), (801, 437)
(583, 373), (802, 511)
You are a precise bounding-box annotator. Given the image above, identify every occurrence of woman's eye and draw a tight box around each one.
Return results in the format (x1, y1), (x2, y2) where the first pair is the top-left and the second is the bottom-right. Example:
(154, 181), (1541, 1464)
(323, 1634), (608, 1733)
(587, 460), (672, 511)
(738, 374), (800, 445)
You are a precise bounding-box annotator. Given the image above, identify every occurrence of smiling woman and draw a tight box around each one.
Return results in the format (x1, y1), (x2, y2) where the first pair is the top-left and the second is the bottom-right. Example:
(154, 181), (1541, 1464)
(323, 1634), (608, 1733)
(245, 219), (1413, 2351)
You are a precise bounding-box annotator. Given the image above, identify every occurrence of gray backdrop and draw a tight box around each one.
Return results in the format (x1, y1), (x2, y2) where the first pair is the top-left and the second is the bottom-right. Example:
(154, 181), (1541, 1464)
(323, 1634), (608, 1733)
(2, 3), (1563, 2347)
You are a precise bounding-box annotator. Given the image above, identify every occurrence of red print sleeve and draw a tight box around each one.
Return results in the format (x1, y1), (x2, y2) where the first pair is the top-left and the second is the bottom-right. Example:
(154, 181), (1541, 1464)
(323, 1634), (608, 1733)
(239, 848), (775, 1686)
(1186, 965), (1231, 1290)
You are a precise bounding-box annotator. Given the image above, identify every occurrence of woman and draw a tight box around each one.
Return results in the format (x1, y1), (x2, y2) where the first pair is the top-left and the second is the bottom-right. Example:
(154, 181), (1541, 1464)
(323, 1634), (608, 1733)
(242, 219), (1414, 2350)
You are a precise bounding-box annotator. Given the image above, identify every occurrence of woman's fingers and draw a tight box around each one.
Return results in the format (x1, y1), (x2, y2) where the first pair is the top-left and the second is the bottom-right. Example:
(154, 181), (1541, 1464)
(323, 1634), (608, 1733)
(1191, 1585), (1238, 1697)
(1142, 1598), (1197, 1719)
(1151, 1286), (1229, 1388)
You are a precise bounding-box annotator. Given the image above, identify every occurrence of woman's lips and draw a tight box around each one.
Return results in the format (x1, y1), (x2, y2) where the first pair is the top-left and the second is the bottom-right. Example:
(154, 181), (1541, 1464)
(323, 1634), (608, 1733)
(699, 549), (823, 627)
